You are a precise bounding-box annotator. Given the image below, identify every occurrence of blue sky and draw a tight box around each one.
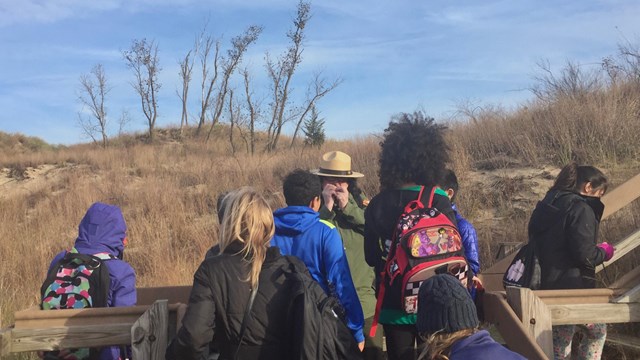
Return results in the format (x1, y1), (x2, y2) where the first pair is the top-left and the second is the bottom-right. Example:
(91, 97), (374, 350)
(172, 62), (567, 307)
(1, 0), (638, 145)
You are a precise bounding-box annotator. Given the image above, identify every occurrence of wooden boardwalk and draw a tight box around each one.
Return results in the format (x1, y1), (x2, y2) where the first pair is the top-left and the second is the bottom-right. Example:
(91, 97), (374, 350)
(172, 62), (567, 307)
(3, 173), (640, 359)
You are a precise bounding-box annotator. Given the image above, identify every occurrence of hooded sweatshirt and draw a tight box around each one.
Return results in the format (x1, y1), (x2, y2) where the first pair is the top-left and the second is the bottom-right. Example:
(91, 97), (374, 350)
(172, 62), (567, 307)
(48, 202), (137, 360)
(529, 190), (606, 290)
(271, 205), (365, 343)
(447, 330), (526, 360)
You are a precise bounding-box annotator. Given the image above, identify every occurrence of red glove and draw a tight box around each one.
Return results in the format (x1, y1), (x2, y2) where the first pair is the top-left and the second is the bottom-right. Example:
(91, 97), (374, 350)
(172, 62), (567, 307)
(597, 242), (615, 261)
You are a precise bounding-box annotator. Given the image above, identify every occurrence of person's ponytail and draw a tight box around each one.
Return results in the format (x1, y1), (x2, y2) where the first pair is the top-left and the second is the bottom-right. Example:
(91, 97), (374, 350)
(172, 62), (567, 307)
(551, 162), (579, 192)
(551, 162), (608, 194)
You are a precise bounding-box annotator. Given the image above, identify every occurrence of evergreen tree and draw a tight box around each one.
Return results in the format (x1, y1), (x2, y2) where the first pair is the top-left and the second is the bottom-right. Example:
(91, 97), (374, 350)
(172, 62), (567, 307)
(303, 105), (325, 147)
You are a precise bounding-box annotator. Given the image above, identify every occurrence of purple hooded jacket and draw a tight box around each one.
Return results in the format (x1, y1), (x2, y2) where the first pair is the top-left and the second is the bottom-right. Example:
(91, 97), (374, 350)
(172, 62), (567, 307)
(48, 202), (137, 360)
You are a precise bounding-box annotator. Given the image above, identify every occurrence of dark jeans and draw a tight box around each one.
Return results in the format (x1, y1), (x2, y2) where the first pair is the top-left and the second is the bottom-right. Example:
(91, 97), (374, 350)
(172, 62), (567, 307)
(382, 324), (424, 360)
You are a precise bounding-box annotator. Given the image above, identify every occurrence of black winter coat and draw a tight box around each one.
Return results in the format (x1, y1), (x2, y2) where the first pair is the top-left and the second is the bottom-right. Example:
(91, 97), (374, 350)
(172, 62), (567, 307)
(529, 190), (607, 290)
(166, 242), (308, 360)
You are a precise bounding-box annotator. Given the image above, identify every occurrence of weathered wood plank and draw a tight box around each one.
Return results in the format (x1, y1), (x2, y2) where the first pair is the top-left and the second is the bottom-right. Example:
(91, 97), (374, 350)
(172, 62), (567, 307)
(597, 228), (640, 269)
(613, 282), (640, 304)
(137, 286), (191, 306)
(506, 287), (553, 359)
(548, 303), (640, 325)
(482, 292), (549, 360)
(14, 304), (181, 329)
(132, 300), (168, 360)
(1, 327), (11, 356)
(533, 288), (615, 305)
(601, 172), (640, 219)
(9, 323), (131, 353)
(610, 265), (640, 290)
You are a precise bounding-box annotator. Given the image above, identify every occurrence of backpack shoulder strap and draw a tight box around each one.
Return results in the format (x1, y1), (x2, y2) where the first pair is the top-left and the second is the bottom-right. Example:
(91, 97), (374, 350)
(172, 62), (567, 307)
(234, 281), (259, 360)
(425, 186), (437, 208)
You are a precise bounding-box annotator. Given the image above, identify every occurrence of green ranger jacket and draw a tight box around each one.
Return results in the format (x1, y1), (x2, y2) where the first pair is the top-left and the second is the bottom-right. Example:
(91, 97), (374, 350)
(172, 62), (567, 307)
(319, 193), (376, 318)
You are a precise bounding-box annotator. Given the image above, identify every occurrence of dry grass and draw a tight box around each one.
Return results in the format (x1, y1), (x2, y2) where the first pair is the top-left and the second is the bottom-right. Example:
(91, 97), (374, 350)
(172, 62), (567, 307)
(3, 47), (640, 359)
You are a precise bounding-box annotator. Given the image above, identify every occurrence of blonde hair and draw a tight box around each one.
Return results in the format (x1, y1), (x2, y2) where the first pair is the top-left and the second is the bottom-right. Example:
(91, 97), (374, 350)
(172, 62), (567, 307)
(218, 187), (275, 289)
(418, 328), (478, 360)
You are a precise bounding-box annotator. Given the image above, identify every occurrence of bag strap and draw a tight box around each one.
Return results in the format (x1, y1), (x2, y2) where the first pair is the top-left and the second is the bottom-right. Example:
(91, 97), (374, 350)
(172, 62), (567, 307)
(369, 272), (386, 338)
(234, 281), (259, 360)
(426, 186), (436, 208)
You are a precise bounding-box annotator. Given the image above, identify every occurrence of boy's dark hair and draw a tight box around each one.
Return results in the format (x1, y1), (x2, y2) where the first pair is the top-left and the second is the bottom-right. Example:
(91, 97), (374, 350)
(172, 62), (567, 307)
(283, 169), (322, 206)
(379, 111), (450, 190)
(440, 169), (459, 203)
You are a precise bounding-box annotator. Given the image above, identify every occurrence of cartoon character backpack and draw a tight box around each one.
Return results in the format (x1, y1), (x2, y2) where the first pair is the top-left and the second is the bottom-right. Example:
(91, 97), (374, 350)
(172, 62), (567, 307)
(40, 249), (114, 359)
(370, 186), (470, 336)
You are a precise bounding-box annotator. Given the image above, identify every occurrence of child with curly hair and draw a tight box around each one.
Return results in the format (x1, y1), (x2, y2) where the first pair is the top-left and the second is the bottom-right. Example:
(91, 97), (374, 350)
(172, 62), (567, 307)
(364, 112), (456, 360)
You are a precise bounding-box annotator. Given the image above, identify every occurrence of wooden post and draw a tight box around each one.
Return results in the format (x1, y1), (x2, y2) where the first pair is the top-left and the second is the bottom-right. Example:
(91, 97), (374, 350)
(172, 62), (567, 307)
(506, 287), (553, 359)
(1, 327), (11, 357)
(131, 300), (168, 360)
(482, 291), (548, 360)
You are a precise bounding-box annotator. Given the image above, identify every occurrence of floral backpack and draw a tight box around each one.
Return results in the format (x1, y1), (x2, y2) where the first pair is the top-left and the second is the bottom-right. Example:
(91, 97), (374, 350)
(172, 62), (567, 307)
(370, 186), (470, 336)
(40, 249), (114, 359)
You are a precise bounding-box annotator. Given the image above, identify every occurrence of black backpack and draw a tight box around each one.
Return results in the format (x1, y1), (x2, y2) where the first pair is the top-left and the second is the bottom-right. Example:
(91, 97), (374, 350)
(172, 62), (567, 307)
(502, 242), (541, 290)
(40, 251), (113, 360)
(283, 257), (362, 360)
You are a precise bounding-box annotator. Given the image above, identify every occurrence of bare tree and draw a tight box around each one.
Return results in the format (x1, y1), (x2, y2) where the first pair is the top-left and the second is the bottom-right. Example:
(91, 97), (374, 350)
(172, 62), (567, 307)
(602, 40), (640, 84)
(227, 89), (237, 154)
(531, 59), (601, 102)
(77, 64), (110, 147)
(177, 39), (198, 135)
(265, 1), (310, 151)
(197, 31), (221, 135)
(118, 109), (132, 136)
(242, 69), (261, 155)
(227, 88), (253, 154)
(205, 25), (262, 142)
(122, 38), (162, 142)
(289, 73), (341, 148)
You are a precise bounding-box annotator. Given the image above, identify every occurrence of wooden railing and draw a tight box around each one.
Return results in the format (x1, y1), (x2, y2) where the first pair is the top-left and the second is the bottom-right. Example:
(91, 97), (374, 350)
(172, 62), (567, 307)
(481, 172), (640, 359)
(3, 173), (640, 358)
(0, 287), (190, 358)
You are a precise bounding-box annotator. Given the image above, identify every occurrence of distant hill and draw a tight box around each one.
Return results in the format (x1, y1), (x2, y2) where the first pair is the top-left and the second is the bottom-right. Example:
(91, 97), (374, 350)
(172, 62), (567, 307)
(0, 131), (57, 153)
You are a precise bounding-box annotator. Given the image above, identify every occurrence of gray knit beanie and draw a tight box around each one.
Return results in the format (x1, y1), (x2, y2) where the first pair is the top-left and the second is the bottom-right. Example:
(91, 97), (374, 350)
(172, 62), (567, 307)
(416, 274), (479, 334)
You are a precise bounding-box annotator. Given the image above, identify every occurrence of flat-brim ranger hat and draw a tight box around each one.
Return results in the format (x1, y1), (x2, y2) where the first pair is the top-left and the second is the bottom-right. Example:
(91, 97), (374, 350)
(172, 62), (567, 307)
(311, 151), (364, 178)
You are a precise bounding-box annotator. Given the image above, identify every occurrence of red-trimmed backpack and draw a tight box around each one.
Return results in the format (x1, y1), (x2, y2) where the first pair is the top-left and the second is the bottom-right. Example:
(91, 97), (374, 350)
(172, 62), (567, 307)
(370, 186), (470, 336)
